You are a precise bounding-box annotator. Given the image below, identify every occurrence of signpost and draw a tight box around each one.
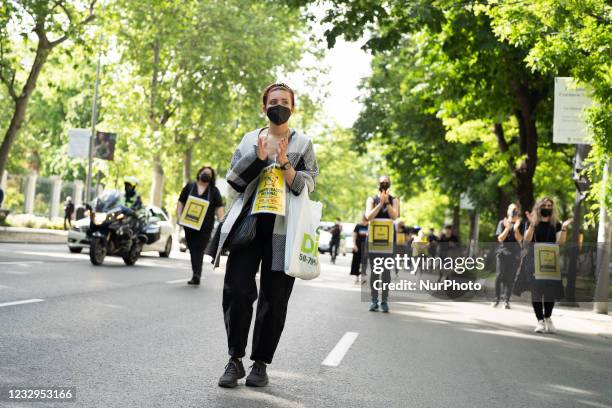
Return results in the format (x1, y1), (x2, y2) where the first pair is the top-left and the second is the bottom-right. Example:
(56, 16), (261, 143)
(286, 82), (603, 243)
(67, 129), (91, 159)
(553, 77), (608, 312)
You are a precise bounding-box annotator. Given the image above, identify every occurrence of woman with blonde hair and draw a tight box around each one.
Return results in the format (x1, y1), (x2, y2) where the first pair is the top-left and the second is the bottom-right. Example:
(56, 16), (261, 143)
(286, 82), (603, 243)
(522, 197), (572, 333)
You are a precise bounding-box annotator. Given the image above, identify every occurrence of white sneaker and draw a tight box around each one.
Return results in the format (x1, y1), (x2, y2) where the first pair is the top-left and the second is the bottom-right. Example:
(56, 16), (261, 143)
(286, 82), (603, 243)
(354, 277), (360, 284)
(534, 320), (546, 333)
(544, 318), (556, 333)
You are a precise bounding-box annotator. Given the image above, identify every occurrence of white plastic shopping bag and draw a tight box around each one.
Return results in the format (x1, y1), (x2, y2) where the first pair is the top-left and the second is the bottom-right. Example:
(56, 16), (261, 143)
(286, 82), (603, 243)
(284, 188), (323, 280)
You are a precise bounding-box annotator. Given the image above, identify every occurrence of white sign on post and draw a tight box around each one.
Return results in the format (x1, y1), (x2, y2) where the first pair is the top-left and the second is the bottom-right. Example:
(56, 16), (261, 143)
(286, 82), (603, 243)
(460, 192), (475, 210)
(67, 128), (91, 158)
(553, 77), (594, 145)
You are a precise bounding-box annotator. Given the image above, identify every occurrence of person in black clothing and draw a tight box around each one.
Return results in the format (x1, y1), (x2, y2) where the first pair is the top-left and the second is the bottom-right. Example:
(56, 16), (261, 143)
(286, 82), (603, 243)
(521, 197), (572, 333)
(427, 228), (439, 257)
(493, 203), (523, 309)
(177, 166), (224, 285)
(63, 196), (75, 230)
(0, 186), (4, 208)
(365, 175), (400, 313)
(437, 225), (459, 282)
(329, 218), (342, 264)
(350, 215), (369, 284)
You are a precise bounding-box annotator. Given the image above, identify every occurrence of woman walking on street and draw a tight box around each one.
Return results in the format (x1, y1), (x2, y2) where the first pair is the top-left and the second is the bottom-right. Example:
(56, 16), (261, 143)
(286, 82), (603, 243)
(521, 197), (572, 333)
(176, 166), (225, 285)
(351, 215), (369, 284)
(492, 203), (523, 309)
(211, 83), (318, 388)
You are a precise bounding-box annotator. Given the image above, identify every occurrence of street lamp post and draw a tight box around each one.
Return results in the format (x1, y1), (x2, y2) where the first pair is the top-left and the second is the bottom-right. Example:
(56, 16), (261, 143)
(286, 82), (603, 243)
(85, 1), (105, 204)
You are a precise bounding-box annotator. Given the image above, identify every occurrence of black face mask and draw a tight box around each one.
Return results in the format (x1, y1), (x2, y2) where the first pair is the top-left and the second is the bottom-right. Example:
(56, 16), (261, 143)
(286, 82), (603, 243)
(511, 210), (519, 217)
(266, 105), (291, 125)
(199, 173), (211, 183)
(540, 208), (552, 217)
(379, 182), (390, 191)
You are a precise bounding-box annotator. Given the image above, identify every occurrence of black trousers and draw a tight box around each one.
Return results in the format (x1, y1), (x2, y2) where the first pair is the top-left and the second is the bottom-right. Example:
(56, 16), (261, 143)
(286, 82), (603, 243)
(495, 253), (519, 301)
(532, 301), (554, 320)
(369, 253), (391, 301)
(330, 238), (340, 260)
(185, 228), (211, 278)
(223, 214), (295, 364)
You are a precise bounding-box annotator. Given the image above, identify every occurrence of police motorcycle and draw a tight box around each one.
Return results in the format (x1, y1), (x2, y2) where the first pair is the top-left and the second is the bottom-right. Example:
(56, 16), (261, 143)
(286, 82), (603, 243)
(87, 190), (149, 266)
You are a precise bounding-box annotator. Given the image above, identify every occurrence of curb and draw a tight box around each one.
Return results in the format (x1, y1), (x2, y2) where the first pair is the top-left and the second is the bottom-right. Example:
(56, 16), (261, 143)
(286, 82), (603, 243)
(0, 226), (68, 244)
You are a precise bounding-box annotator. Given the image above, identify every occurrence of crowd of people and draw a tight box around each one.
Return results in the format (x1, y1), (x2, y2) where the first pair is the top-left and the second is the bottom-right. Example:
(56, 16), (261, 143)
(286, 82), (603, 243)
(341, 179), (572, 334)
(52, 81), (574, 390)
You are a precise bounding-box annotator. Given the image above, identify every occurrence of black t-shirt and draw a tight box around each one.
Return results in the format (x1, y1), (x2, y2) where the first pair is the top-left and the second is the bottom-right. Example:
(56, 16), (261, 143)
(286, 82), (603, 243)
(496, 219), (524, 255)
(64, 202), (75, 216)
(353, 224), (368, 247)
(331, 223), (342, 239)
(178, 182), (223, 233)
(495, 220), (524, 243)
(439, 234), (459, 244)
(525, 221), (561, 243)
(372, 194), (396, 219)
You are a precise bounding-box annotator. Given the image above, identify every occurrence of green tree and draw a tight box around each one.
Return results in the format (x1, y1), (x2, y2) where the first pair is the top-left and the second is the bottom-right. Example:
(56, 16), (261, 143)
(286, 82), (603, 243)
(0, 0), (96, 179)
(311, 126), (377, 221)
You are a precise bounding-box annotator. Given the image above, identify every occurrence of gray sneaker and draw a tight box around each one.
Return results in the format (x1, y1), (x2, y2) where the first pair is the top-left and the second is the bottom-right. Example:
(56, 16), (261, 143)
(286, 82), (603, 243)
(218, 358), (245, 388)
(245, 361), (268, 387)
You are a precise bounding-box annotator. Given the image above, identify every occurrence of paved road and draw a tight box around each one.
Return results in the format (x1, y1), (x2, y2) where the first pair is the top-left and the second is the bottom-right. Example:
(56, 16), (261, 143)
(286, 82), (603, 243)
(1, 243), (611, 407)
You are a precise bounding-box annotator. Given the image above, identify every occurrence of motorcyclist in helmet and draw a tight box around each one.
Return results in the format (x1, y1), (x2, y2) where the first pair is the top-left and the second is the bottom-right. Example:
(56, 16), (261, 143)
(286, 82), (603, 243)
(123, 177), (143, 211)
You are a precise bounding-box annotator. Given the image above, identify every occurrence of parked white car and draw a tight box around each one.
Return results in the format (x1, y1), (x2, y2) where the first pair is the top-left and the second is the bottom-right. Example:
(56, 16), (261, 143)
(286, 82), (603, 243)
(67, 206), (174, 257)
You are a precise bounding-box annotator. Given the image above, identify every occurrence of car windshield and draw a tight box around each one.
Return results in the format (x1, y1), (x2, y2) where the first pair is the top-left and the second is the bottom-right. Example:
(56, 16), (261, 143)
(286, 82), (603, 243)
(95, 190), (122, 212)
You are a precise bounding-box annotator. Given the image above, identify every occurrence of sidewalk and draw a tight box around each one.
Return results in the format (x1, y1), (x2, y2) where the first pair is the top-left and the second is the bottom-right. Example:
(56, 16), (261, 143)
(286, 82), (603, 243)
(0, 226), (67, 243)
(313, 258), (612, 341)
(392, 300), (612, 341)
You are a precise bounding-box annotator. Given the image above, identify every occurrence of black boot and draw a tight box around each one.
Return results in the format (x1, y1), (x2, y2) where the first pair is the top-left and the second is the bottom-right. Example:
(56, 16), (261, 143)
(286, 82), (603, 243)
(218, 358), (245, 388)
(245, 361), (268, 387)
(187, 276), (200, 285)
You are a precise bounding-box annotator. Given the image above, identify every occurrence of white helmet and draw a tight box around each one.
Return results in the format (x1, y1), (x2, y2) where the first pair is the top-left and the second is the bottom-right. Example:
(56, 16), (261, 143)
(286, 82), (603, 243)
(124, 176), (140, 186)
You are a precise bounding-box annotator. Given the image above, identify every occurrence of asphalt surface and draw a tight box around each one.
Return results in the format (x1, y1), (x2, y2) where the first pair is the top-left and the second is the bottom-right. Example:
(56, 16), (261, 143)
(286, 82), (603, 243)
(1, 243), (611, 408)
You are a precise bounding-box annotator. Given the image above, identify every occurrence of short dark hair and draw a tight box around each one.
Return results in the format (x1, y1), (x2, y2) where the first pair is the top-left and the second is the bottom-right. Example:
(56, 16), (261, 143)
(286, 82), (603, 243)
(196, 166), (216, 187)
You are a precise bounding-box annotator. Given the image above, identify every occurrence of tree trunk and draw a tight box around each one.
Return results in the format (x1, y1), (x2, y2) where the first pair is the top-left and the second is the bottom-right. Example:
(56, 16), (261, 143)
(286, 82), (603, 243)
(0, 44), (50, 178)
(513, 81), (539, 214)
(150, 158), (164, 208)
(183, 147), (192, 186)
(497, 187), (512, 221)
(452, 204), (460, 240)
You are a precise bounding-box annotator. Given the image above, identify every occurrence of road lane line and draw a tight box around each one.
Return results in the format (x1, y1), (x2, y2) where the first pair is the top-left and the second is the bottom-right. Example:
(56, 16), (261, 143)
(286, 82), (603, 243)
(0, 261), (44, 265)
(0, 299), (45, 308)
(322, 331), (359, 367)
(166, 279), (190, 284)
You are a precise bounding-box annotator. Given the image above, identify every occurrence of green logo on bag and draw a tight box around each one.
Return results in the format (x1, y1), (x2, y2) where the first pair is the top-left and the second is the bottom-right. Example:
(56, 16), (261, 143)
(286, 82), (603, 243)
(300, 233), (319, 257)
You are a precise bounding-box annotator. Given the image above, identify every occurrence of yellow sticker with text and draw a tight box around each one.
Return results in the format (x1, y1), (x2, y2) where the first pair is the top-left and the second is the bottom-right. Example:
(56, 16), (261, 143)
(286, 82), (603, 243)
(251, 164), (286, 216)
(179, 196), (210, 230)
(534, 243), (561, 280)
(368, 218), (394, 254)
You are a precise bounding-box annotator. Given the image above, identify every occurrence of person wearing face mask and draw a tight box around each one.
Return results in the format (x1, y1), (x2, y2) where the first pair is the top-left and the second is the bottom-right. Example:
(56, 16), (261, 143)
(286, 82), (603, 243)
(212, 83), (318, 388)
(492, 203), (524, 309)
(176, 166), (225, 285)
(351, 214), (369, 284)
(521, 197), (572, 333)
(365, 176), (400, 312)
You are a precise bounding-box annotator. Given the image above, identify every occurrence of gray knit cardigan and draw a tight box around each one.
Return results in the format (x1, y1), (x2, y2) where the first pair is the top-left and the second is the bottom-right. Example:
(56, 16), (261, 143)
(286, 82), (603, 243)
(213, 128), (318, 271)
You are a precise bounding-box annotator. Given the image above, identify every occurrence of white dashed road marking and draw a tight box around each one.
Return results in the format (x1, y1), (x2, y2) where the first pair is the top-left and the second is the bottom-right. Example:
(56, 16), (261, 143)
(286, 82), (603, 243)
(322, 331), (359, 367)
(0, 299), (45, 308)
